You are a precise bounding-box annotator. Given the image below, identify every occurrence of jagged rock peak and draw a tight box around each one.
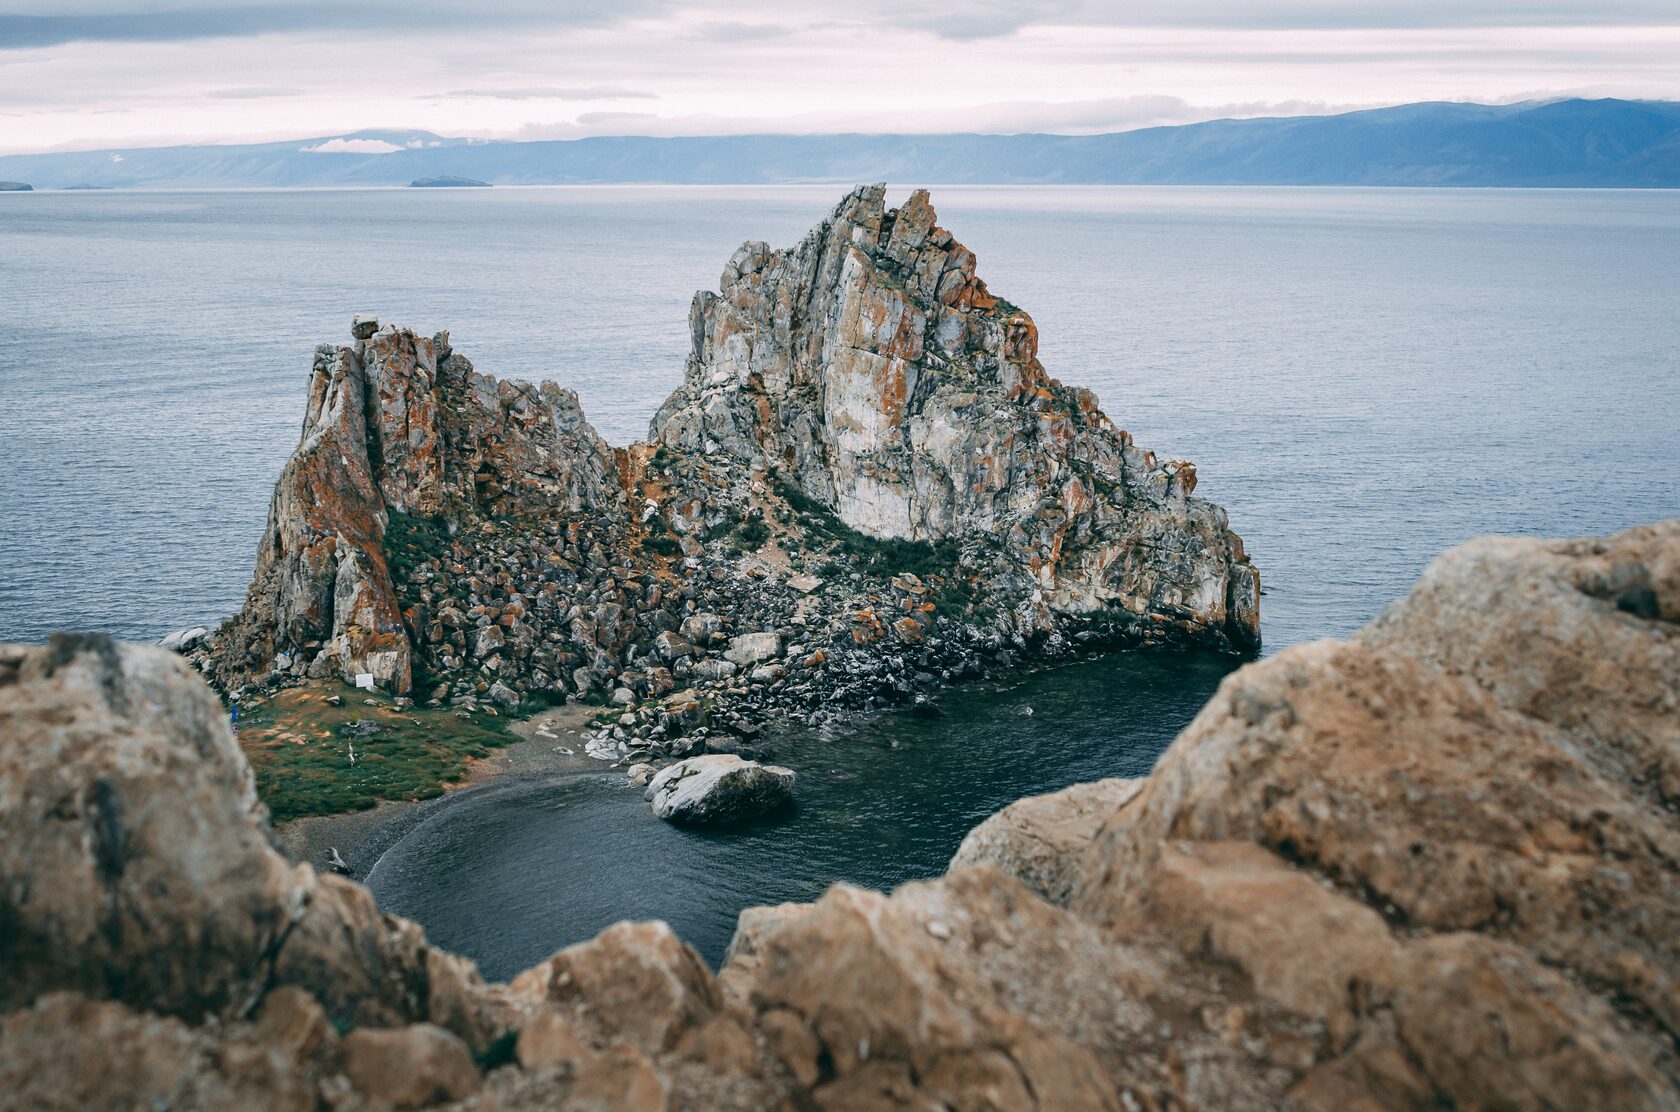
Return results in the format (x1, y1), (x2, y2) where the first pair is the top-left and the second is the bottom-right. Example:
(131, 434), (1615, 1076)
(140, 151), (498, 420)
(653, 184), (1259, 646)
(207, 186), (1257, 703)
(210, 320), (622, 693)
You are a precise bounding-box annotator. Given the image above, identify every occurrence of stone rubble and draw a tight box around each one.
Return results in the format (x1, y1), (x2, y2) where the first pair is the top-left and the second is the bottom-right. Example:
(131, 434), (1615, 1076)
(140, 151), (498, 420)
(194, 185), (1259, 774)
(2, 518), (1674, 1108)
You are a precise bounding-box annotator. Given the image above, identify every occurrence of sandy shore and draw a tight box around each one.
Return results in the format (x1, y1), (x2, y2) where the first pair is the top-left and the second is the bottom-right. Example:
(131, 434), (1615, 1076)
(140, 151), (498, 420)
(274, 702), (615, 879)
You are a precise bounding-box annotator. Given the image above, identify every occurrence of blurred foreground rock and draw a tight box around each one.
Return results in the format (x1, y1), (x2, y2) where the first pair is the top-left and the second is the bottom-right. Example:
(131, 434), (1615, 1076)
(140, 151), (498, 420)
(2, 517), (1675, 1109)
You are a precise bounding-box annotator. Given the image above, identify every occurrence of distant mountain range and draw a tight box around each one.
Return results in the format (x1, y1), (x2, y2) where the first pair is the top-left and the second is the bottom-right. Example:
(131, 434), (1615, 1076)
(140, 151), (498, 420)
(3, 98), (1677, 189)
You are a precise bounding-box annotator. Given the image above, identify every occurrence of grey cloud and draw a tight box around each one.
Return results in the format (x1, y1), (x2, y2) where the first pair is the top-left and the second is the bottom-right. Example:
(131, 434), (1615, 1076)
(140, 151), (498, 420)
(5, 0), (1678, 51)
(444, 85), (658, 101)
(511, 95), (1383, 141)
(689, 21), (799, 42)
(0, 1), (667, 49)
(876, 0), (1680, 39)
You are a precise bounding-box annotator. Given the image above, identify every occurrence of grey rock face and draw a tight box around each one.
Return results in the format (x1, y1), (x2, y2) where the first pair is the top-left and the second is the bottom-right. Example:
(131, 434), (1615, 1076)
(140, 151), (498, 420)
(203, 186), (1258, 735)
(651, 184), (1259, 649)
(643, 754), (795, 824)
(209, 323), (624, 694)
(0, 635), (494, 1042)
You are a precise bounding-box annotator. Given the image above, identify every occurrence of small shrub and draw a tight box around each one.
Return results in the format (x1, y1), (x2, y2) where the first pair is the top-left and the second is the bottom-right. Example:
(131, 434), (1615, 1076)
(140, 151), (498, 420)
(734, 518), (772, 550)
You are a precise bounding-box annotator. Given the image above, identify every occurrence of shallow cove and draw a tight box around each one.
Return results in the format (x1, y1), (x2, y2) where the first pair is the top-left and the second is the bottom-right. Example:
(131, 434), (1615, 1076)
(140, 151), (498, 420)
(365, 648), (1237, 979)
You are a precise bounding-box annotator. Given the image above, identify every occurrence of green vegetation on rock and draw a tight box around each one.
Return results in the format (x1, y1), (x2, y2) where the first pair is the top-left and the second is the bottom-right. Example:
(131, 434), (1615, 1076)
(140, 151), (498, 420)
(236, 681), (515, 822)
(774, 478), (960, 580)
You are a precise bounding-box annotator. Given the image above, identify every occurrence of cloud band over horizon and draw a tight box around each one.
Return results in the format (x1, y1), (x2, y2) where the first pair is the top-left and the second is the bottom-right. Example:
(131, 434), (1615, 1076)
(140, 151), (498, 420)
(1, 0), (1677, 154)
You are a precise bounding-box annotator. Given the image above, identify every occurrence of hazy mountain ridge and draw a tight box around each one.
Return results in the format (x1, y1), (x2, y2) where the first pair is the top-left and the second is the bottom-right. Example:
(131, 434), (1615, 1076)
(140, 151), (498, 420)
(2, 99), (1677, 188)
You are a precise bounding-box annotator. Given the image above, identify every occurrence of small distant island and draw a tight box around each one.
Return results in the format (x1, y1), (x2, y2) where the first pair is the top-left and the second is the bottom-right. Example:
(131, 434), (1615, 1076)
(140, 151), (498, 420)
(409, 176), (491, 188)
(0, 181), (32, 192)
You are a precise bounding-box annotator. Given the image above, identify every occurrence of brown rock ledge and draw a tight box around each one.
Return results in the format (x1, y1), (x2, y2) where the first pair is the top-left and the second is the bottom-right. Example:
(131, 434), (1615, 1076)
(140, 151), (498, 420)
(2, 518), (1675, 1109)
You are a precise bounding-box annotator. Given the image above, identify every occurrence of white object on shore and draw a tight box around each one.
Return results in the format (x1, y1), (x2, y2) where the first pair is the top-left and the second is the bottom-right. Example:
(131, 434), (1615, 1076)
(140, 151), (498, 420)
(355, 673), (375, 690)
(157, 627), (211, 653)
(644, 754), (795, 825)
(584, 735), (624, 762)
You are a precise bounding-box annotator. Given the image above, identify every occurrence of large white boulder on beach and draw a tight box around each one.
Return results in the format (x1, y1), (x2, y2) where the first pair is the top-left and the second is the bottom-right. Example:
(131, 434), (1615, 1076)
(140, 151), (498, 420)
(156, 626), (211, 653)
(643, 754), (794, 825)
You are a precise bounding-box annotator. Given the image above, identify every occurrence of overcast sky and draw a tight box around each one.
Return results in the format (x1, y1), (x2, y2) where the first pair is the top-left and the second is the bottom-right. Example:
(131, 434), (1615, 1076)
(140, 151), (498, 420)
(2, 1), (1677, 153)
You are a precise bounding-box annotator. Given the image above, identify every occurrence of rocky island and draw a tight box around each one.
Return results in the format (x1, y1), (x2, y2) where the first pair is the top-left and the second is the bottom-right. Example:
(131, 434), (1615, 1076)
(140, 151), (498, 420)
(410, 176), (492, 188)
(194, 186), (1258, 772)
(0, 180), (32, 191)
(2, 518), (1675, 1108)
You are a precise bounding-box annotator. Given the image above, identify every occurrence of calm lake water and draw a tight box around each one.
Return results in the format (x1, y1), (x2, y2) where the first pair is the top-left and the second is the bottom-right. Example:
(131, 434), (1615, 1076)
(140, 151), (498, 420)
(3, 185), (1676, 973)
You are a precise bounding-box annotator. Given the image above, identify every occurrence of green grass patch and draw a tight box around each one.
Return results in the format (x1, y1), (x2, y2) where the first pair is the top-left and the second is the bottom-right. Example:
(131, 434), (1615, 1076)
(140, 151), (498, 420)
(237, 681), (517, 822)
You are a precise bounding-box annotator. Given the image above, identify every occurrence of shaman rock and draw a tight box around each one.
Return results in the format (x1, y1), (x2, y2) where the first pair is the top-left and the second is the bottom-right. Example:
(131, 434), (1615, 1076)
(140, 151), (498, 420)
(205, 187), (1257, 708)
(652, 184), (1259, 648)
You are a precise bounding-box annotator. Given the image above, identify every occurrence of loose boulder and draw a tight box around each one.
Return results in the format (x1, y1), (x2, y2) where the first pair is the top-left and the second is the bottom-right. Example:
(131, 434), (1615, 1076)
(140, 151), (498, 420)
(643, 754), (795, 824)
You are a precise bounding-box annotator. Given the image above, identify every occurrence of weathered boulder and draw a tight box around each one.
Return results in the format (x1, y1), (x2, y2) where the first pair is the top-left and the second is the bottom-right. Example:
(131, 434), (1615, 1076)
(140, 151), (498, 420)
(340, 1024), (481, 1108)
(156, 625), (210, 653)
(644, 754), (795, 824)
(723, 631), (781, 667)
(948, 776), (1142, 904)
(0, 993), (320, 1111)
(0, 634), (498, 1045)
(0, 519), (1677, 1109)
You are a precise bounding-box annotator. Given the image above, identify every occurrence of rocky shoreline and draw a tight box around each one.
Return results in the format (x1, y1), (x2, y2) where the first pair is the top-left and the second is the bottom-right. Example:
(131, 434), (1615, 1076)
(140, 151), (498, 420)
(186, 185), (1259, 779)
(3, 518), (1674, 1109)
(272, 707), (605, 880)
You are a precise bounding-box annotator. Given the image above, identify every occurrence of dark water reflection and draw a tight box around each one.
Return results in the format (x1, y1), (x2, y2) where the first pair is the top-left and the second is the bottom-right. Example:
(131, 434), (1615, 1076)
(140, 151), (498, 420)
(366, 649), (1236, 978)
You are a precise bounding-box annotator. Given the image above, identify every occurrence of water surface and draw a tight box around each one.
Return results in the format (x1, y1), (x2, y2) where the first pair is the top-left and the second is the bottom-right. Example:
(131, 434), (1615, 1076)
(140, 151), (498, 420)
(3, 185), (1675, 976)
(368, 650), (1234, 976)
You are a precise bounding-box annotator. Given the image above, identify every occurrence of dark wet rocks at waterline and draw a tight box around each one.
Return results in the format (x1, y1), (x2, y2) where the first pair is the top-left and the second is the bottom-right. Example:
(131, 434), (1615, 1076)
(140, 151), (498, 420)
(5, 519), (1678, 1109)
(182, 183), (1259, 767)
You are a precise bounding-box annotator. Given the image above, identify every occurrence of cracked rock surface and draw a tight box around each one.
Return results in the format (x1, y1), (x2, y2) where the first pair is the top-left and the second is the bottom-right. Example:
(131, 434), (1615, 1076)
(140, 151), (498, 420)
(4, 518), (1676, 1108)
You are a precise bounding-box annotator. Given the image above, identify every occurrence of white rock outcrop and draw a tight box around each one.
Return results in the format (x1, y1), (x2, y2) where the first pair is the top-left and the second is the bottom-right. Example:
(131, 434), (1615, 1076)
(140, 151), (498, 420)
(643, 754), (796, 825)
(651, 185), (1260, 648)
